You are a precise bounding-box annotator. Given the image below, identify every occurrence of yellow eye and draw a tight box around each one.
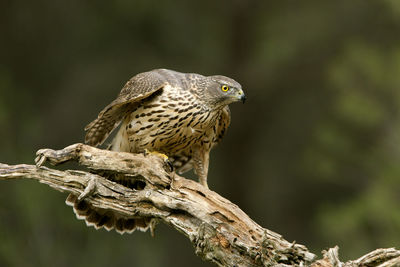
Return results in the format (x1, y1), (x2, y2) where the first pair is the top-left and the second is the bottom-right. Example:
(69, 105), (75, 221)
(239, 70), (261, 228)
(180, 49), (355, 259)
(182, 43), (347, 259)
(221, 85), (229, 92)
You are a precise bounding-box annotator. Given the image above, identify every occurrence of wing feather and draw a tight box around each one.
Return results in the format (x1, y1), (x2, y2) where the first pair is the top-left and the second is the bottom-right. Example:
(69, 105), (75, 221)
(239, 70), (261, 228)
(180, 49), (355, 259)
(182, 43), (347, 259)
(85, 70), (168, 146)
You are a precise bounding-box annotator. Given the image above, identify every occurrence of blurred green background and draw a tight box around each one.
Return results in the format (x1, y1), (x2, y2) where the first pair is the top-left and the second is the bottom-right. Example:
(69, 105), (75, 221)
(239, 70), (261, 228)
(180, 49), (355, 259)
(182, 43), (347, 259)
(1, 0), (400, 266)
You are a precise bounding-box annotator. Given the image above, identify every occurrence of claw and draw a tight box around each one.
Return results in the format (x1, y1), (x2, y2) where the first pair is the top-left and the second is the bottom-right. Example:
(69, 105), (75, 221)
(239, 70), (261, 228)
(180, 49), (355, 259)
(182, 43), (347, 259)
(165, 159), (174, 173)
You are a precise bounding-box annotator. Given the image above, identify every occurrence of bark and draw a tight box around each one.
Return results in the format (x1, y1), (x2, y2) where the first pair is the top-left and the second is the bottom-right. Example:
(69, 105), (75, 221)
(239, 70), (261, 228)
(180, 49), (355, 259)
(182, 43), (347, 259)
(0, 143), (398, 267)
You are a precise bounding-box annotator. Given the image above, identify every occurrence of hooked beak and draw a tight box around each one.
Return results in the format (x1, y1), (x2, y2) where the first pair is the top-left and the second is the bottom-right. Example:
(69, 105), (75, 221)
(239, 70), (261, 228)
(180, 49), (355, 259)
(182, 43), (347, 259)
(240, 93), (246, 104)
(237, 89), (246, 104)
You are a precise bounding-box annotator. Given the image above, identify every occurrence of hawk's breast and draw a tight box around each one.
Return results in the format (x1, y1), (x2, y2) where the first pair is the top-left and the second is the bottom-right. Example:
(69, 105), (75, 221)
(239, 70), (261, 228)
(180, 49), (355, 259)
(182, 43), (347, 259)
(111, 84), (221, 159)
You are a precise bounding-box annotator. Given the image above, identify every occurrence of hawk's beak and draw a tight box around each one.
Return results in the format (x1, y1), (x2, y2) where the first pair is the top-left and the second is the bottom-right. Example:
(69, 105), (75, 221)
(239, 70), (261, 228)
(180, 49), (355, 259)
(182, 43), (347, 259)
(240, 93), (246, 104)
(237, 89), (246, 104)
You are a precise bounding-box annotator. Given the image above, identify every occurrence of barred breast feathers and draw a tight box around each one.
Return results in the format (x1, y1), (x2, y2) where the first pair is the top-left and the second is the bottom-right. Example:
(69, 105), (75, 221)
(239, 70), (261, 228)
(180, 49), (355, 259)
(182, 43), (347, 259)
(110, 84), (221, 155)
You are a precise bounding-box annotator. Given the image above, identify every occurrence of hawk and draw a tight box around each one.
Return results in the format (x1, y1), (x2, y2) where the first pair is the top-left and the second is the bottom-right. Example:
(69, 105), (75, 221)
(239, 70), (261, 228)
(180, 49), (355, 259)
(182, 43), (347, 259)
(66, 68), (245, 233)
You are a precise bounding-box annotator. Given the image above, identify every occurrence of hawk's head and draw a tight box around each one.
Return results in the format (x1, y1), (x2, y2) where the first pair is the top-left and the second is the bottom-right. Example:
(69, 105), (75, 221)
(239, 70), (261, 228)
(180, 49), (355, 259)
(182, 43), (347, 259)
(204, 75), (246, 108)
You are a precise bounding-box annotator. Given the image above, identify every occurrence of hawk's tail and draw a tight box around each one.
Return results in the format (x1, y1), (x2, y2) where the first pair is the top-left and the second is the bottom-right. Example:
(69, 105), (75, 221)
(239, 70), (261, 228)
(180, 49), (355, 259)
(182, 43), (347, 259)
(66, 194), (153, 234)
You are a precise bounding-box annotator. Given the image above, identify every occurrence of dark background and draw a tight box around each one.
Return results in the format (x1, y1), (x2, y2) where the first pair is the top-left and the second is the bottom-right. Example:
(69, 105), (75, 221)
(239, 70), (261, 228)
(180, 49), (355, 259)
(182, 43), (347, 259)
(1, 1), (400, 266)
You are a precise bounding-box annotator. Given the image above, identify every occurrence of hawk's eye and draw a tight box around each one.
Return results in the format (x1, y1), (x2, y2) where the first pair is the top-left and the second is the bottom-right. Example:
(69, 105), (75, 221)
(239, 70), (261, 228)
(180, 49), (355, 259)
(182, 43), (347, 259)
(221, 85), (229, 92)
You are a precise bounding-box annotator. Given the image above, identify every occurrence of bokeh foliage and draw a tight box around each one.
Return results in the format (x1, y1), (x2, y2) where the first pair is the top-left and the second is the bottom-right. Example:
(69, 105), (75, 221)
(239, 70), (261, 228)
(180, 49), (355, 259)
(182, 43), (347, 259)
(1, 1), (399, 266)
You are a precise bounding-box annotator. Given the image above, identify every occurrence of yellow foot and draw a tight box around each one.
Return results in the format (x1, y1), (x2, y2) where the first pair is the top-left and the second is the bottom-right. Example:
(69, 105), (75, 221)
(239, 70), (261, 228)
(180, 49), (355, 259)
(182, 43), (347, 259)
(144, 149), (168, 161)
(144, 149), (173, 172)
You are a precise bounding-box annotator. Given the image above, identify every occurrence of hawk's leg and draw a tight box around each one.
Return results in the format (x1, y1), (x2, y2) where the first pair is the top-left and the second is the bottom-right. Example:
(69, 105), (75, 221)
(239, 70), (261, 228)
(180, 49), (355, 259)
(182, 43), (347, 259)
(193, 149), (210, 188)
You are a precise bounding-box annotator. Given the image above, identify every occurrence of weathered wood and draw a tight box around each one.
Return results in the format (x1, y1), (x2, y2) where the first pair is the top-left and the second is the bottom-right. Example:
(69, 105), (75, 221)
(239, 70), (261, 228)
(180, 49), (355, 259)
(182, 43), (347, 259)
(0, 143), (399, 267)
(310, 247), (400, 267)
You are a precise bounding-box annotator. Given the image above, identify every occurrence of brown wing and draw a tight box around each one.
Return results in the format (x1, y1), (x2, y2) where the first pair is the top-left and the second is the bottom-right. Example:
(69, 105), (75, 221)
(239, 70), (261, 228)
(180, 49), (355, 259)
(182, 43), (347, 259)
(85, 70), (168, 146)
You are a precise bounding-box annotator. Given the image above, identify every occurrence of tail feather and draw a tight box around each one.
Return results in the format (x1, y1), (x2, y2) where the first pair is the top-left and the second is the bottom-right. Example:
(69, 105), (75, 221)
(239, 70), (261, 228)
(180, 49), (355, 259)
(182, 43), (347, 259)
(66, 193), (152, 234)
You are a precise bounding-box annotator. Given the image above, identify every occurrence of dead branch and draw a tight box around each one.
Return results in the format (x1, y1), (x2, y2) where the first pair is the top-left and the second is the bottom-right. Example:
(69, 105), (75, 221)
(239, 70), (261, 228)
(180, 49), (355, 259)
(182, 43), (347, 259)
(0, 143), (398, 266)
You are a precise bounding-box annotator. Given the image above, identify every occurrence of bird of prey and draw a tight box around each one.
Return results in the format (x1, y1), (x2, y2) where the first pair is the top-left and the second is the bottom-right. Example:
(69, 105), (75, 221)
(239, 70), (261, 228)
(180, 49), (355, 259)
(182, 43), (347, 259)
(66, 68), (245, 233)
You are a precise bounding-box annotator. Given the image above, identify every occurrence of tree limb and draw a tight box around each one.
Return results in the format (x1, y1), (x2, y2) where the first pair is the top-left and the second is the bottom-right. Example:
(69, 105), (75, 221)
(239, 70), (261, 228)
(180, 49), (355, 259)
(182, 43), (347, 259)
(0, 143), (398, 266)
